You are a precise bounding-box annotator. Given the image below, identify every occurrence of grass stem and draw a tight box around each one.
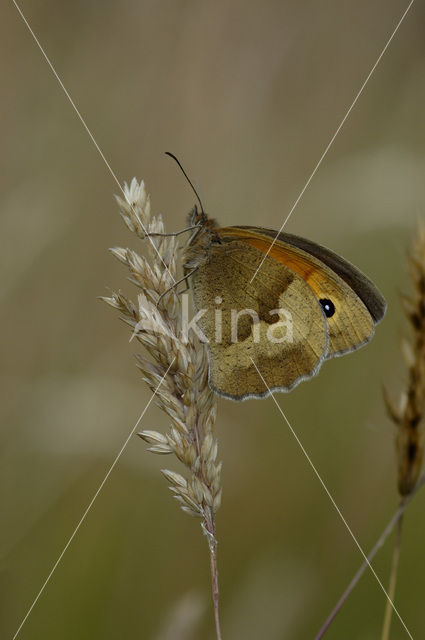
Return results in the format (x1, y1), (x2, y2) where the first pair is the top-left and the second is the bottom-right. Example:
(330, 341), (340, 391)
(315, 474), (424, 639)
(380, 513), (404, 640)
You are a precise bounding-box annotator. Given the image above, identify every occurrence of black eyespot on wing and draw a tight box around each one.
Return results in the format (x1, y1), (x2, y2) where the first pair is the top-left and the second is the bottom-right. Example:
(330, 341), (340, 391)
(319, 298), (335, 318)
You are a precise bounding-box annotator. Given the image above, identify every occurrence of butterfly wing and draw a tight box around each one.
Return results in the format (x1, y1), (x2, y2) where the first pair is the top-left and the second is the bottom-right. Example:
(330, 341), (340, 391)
(219, 227), (385, 358)
(190, 240), (328, 400)
(234, 226), (386, 323)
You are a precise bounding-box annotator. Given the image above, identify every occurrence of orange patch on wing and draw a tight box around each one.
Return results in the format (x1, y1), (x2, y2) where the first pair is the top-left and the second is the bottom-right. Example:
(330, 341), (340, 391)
(219, 227), (324, 292)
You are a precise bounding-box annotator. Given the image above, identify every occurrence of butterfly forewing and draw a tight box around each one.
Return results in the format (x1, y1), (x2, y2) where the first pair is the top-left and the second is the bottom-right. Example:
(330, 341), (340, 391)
(218, 227), (381, 358)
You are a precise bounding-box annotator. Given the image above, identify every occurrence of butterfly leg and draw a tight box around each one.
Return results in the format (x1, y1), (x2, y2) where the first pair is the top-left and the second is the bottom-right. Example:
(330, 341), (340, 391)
(146, 225), (200, 238)
(156, 267), (199, 307)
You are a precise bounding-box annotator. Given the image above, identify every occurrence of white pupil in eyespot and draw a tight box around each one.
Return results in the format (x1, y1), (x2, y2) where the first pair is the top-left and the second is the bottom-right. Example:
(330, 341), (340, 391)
(319, 298), (335, 318)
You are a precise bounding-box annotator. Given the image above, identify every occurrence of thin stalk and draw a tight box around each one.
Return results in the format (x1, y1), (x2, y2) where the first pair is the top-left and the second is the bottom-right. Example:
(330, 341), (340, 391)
(203, 510), (222, 640)
(210, 534), (222, 640)
(194, 408), (222, 640)
(314, 474), (425, 640)
(381, 513), (404, 640)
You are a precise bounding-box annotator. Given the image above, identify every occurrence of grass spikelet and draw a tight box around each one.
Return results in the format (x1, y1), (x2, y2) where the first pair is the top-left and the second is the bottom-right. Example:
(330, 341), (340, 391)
(380, 222), (425, 640)
(101, 178), (222, 639)
(385, 222), (425, 497)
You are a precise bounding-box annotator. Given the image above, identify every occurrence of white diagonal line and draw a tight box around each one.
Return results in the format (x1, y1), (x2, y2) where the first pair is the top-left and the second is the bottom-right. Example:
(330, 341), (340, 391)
(250, 358), (414, 639)
(11, 0), (176, 285)
(250, 0), (415, 284)
(11, 359), (175, 640)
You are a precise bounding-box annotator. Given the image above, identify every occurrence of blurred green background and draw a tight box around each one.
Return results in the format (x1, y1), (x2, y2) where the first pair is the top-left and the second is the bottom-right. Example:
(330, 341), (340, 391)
(1, 1), (425, 638)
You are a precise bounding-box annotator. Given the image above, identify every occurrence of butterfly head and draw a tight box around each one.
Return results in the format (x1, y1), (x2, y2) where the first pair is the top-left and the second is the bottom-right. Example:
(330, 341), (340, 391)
(187, 203), (207, 227)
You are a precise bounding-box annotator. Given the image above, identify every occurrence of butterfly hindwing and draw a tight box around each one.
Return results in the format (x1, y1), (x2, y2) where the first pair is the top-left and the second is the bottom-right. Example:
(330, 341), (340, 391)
(191, 240), (328, 399)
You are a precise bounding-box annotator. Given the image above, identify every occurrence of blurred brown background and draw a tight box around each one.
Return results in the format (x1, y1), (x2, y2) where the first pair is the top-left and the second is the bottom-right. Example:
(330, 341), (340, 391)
(1, 1), (425, 638)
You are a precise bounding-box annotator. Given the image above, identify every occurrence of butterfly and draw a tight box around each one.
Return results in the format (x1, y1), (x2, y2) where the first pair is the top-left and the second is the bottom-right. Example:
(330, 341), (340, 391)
(165, 154), (386, 400)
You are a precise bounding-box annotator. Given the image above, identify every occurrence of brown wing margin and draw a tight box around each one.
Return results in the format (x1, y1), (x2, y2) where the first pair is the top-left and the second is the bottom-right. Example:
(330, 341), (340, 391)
(224, 226), (387, 324)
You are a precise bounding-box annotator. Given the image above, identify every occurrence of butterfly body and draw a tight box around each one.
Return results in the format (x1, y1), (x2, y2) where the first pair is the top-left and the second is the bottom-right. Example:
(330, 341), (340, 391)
(183, 206), (386, 400)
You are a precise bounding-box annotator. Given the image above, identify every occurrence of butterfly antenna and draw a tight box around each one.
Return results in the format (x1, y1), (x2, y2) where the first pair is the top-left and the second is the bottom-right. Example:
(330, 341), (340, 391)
(165, 152), (205, 214)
